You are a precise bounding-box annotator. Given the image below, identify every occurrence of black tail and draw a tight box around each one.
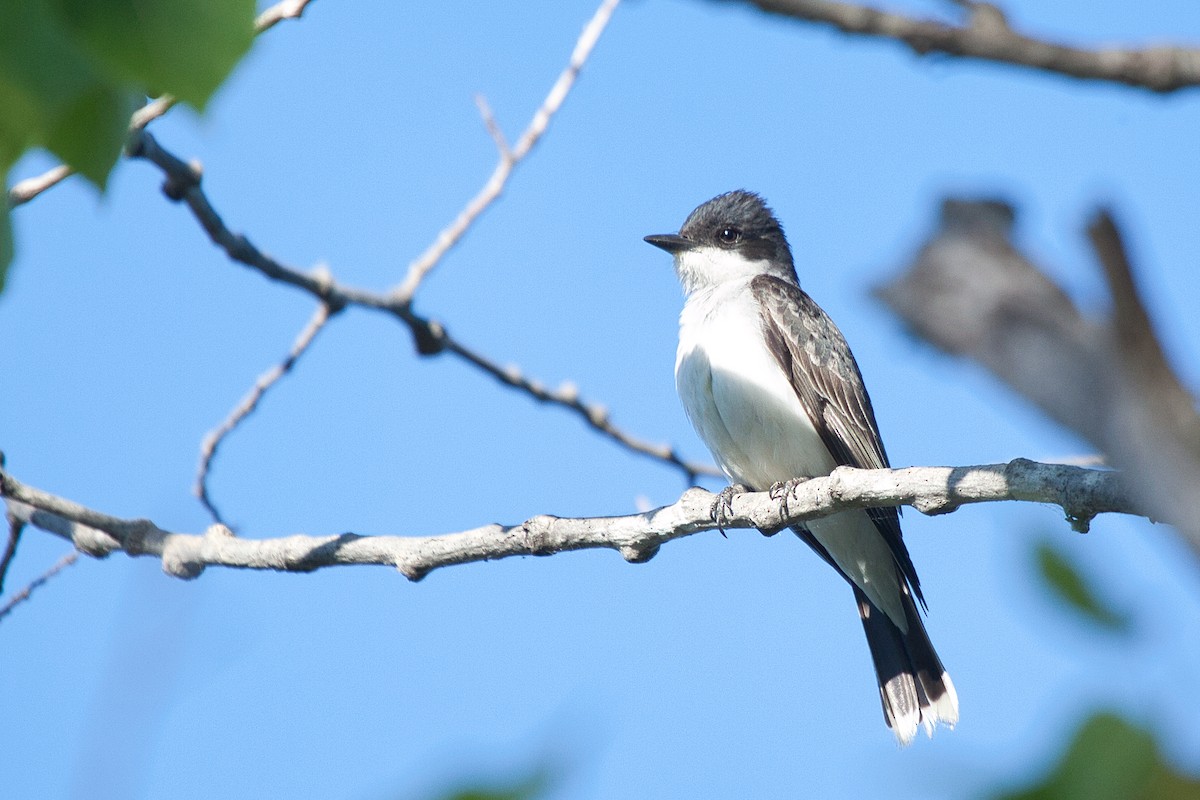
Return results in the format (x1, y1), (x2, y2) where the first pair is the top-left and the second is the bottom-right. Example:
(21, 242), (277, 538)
(855, 583), (958, 745)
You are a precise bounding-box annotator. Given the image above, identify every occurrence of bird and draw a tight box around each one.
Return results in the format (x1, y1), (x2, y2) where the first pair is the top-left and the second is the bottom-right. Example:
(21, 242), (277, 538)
(644, 190), (958, 745)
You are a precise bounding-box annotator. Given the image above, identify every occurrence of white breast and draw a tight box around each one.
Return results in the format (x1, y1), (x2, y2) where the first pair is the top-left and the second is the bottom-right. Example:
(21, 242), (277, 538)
(675, 278), (906, 628)
(675, 280), (834, 490)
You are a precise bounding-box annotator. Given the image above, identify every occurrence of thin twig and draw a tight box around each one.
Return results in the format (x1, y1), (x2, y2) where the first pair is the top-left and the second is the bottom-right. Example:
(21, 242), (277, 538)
(437, 337), (716, 482)
(129, 95), (178, 133)
(390, 0), (620, 303)
(1, 459), (1141, 582)
(475, 94), (511, 157)
(196, 300), (339, 524)
(255, 0), (316, 33)
(0, 552), (78, 623)
(7, 165), (74, 209)
(740, 0), (1200, 92)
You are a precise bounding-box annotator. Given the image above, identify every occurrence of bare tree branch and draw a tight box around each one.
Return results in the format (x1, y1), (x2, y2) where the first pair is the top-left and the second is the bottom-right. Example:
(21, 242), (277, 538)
(1, 459), (1140, 582)
(117, 0), (707, 513)
(391, 0), (620, 303)
(196, 300), (339, 525)
(5, 0), (318, 209)
(726, 0), (1200, 92)
(876, 200), (1200, 556)
(124, 128), (716, 482)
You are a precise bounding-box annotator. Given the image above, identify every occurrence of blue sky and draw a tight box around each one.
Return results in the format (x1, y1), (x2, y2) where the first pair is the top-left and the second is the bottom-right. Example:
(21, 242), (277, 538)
(3, 1), (1200, 798)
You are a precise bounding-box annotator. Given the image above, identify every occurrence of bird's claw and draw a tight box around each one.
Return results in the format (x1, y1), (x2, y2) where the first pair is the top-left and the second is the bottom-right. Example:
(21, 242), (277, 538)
(769, 476), (811, 519)
(710, 484), (748, 538)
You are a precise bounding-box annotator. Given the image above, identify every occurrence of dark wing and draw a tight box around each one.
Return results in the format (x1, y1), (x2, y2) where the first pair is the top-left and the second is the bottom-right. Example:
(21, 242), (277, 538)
(751, 274), (926, 609)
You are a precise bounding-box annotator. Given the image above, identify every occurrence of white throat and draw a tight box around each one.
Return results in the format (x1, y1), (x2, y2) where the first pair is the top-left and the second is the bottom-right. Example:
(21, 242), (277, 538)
(674, 246), (776, 296)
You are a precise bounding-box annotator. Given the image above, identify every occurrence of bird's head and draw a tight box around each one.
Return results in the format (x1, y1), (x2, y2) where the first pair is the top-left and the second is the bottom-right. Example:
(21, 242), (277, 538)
(644, 190), (797, 294)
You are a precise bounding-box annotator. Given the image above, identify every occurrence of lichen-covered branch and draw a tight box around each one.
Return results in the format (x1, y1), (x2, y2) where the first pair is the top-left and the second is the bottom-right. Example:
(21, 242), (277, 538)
(1, 459), (1140, 582)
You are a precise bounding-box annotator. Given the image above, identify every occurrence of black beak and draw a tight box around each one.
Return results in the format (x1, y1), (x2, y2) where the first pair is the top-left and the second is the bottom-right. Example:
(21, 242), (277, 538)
(644, 233), (695, 254)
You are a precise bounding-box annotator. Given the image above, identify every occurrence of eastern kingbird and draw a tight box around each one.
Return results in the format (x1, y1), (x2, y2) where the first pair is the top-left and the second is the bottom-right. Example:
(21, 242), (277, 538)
(645, 190), (958, 745)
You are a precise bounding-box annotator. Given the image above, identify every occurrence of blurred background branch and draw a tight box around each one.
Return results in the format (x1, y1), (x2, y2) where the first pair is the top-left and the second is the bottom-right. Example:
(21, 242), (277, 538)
(876, 201), (1200, 559)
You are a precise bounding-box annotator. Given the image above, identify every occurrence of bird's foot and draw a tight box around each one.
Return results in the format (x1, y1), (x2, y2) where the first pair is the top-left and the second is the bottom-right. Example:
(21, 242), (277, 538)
(711, 483), (749, 538)
(768, 476), (812, 520)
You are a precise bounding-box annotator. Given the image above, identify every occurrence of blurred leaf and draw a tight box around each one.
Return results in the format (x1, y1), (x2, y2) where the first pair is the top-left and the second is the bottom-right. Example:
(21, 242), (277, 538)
(994, 712), (1200, 800)
(423, 766), (550, 800)
(0, 0), (137, 187)
(0, 0), (253, 189)
(43, 82), (140, 187)
(1035, 540), (1130, 631)
(48, 0), (256, 110)
(442, 786), (543, 800)
(0, 0), (254, 284)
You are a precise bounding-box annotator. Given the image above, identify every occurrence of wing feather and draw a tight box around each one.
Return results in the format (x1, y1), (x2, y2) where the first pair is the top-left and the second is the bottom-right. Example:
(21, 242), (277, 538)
(750, 274), (926, 609)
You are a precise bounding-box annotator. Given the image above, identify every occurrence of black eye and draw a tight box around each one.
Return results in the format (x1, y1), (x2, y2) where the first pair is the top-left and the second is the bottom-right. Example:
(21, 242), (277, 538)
(717, 227), (742, 245)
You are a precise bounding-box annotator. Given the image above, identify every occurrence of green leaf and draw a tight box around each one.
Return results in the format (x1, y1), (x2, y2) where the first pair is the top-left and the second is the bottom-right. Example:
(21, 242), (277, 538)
(0, 0), (256, 283)
(994, 712), (1200, 800)
(0, 0), (137, 187)
(48, 0), (257, 110)
(44, 83), (140, 187)
(429, 768), (550, 800)
(0, 0), (255, 195)
(1035, 540), (1130, 632)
